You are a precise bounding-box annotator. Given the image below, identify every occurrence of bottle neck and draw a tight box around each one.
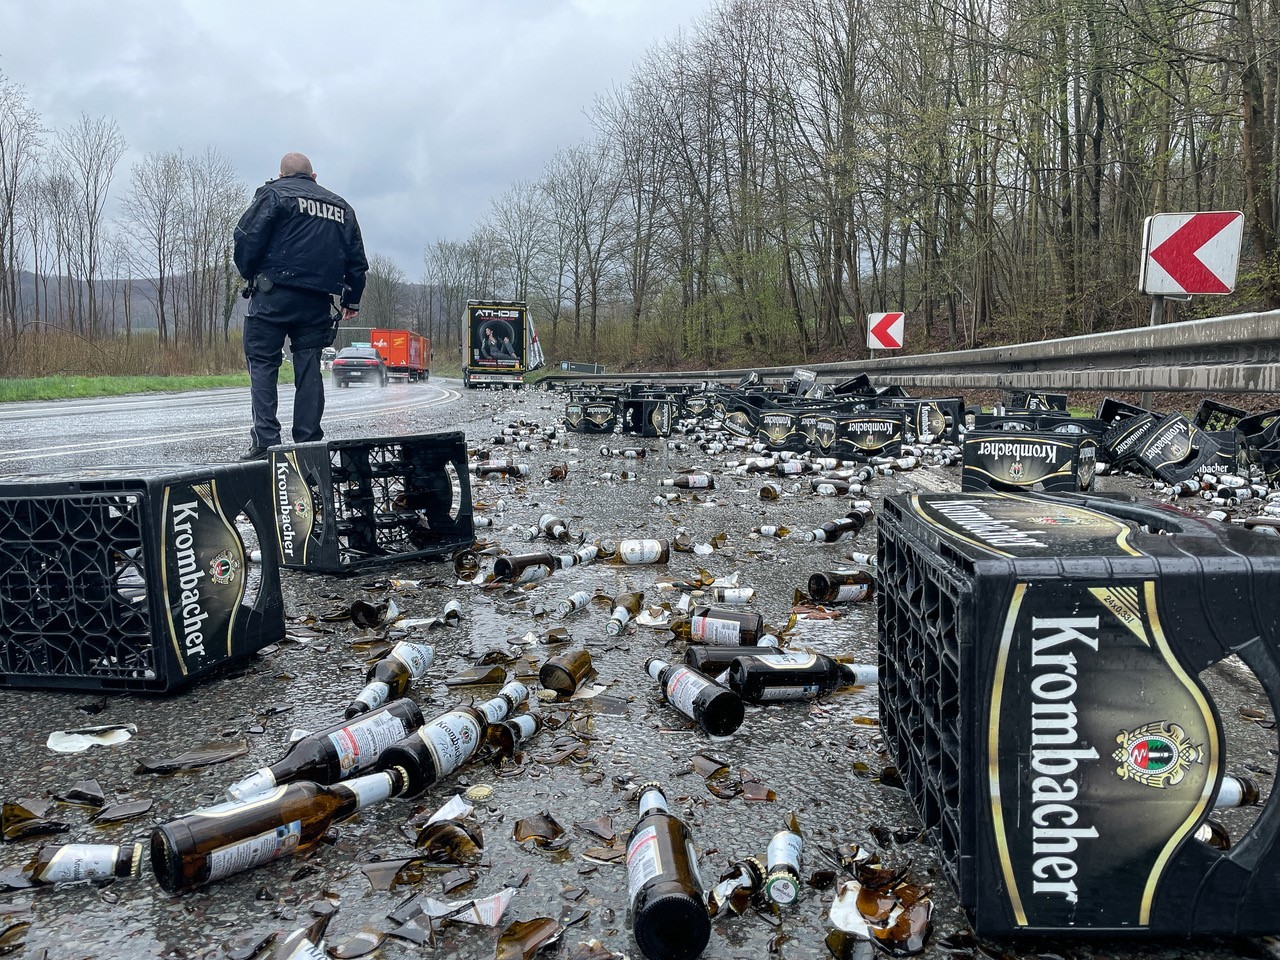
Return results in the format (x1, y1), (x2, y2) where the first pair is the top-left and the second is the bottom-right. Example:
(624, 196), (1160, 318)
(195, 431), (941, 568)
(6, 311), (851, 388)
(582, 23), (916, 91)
(337, 768), (404, 814)
(637, 785), (669, 817)
(647, 658), (670, 681)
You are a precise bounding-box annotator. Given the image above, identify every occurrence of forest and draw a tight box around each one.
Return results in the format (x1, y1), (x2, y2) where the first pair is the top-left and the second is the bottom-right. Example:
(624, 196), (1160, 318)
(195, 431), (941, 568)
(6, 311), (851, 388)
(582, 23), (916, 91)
(2, 0), (1278, 376)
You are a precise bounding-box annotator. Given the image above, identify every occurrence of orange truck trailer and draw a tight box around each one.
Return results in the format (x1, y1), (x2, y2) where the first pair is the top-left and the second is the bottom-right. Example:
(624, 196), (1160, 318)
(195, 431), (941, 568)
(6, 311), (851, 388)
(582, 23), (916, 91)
(370, 329), (430, 382)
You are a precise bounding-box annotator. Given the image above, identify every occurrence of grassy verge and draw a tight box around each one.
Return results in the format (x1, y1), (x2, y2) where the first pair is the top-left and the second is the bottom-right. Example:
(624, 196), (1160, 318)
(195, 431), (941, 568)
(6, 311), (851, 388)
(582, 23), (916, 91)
(0, 371), (279, 403)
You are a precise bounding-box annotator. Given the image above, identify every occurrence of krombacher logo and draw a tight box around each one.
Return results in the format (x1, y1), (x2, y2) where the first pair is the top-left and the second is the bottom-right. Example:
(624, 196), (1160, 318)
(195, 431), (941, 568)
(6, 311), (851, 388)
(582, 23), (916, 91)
(170, 499), (212, 659)
(977, 441), (1058, 463)
(276, 462), (297, 559)
(928, 499), (1049, 550)
(1026, 616), (1101, 905)
(1113, 721), (1203, 788)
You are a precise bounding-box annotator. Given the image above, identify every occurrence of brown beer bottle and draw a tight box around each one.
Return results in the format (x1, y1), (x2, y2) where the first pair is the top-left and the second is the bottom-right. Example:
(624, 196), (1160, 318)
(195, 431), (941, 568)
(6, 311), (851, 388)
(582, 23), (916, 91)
(225, 698), (424, 802)
(646, 658), (744, 737)
(375, 681), (530, 797)
(807, 569), (876, 604)
(344, 640), (435, 718)
(539, 649), (594, 696)
(670, 606), (765, 646)
(763, 825), (803, 906)
(683, 640), (779, 676)
(151, 767), (407, 893)
(492, 551), (557, 584)
(526, 513), (572, 542)
(726, 651), (877, 703)
(485, 713), (543, 758)
(626, 783), (712, 960)
(22, 842), (143, 885)
(606, 591), (645, 636)
(661, 474), (715, 490)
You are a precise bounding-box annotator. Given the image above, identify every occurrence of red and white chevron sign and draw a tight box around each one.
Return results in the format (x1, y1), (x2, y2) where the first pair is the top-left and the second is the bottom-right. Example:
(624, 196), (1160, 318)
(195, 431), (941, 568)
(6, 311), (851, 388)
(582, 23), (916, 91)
(1140, 212), (1244, 296)
(867, 312), (905, 350)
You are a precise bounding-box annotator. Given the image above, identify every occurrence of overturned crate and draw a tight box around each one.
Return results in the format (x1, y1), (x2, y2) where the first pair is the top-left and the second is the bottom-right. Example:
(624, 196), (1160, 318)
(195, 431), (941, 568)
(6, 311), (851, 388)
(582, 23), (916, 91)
(0, 463), (283, 692)
(878, 491), (1280, 936)
(270, 432), (472, 574)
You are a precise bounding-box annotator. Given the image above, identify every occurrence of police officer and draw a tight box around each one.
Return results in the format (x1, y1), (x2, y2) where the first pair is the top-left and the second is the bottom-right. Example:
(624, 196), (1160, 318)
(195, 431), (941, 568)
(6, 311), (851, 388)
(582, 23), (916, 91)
(233, 152), (368, 460)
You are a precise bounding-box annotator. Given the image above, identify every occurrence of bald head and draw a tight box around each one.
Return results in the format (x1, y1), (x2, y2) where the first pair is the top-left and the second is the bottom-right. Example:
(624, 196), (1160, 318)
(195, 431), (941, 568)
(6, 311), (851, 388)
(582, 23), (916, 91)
(279, 152), (314, 178)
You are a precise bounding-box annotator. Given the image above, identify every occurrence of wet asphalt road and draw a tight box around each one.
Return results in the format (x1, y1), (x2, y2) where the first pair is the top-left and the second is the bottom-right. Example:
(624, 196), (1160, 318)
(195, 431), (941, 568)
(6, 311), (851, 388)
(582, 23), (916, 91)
(0, 381), (1276, 960)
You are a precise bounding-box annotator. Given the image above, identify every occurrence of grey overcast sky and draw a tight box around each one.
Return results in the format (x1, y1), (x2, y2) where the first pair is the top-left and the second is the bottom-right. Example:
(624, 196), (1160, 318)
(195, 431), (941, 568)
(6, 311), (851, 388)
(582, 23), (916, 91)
(0, 0), (708, 275)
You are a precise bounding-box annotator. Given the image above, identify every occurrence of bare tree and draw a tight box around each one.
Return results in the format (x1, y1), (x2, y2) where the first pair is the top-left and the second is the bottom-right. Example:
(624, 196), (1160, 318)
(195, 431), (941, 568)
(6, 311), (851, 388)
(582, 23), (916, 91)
(486, 180), (547, 302)
(56, 113), (126, 337)
(362, 252), (408, 329)
(119, 149), (182, 344)
(0, 73), (42, 338)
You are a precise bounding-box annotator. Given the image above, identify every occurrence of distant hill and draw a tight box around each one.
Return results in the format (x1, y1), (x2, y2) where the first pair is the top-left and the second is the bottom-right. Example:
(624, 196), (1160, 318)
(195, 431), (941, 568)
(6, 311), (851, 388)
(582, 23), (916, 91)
(13, 270), (248, 332)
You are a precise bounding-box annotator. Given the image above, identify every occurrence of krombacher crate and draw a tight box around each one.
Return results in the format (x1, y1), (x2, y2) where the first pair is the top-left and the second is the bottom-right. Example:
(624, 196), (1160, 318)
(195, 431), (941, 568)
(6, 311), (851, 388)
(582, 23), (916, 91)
(962, 430), (1097, 492)
(621, 398), (672, 437)
(270, 432), (472, 574)
(878, 491), (1280, 935)
(802, 409), (906, 459)
(0, 464), (283, 692)
(885, 396), (964, 442)
(563, 397), (619, 434)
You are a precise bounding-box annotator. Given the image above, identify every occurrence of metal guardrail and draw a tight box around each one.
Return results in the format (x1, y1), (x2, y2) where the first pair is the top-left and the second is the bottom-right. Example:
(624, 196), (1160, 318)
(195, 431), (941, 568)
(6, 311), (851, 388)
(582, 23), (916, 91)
(541, 310), (1280, 394)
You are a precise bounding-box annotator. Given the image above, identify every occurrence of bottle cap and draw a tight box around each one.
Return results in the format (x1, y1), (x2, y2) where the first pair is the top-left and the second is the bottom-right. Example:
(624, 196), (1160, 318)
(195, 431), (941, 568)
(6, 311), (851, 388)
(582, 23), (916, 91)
(464, 784), (495, 803)
(536, 688), (560, 702)
(764, 867), (800, 905)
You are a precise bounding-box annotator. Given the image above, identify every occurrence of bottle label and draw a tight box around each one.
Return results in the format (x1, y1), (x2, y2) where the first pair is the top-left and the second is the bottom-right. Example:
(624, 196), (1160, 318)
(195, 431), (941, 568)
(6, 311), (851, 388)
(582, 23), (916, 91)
(757, 685), (821, 701)
(497, 681), (530, 712)
(346, 771), (397, 811)
(686, 475), (711, 488)
(280, 938), (325, 960)
(620, 540), (663, 564)
(353, 680), (391, 712)
(637, 789), (669, 818)
(514, 564), (551, 584)
(34, 844), (120, 883)
(328, 710), (411, 776)
(717, 588), (754, 603)
(691, 615), (741, 645)
(389, 641), (434, 677)
(207, 821), (301, 881)
(417, 711), (483, 777)
(626, 825), (663, 904)
(767, 831), (803, 873)
(754, 652), (818, 670)
(835, 584), (870, 602)
(665, 666), (712, 719)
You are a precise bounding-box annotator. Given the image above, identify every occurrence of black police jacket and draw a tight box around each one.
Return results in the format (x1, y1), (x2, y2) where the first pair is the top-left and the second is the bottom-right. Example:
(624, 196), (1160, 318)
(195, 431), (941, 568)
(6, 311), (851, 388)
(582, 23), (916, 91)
(234, 173), (368, 308)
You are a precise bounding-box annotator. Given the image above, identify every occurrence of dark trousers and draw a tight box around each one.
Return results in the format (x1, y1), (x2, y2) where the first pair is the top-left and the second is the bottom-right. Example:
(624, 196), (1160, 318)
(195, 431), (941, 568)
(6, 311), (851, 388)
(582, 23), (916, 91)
(243, 286), (334, 448)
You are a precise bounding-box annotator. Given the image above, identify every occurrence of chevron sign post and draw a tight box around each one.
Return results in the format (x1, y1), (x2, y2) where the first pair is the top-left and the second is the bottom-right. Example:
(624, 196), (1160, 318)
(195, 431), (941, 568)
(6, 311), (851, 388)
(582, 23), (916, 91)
(868, 312), (905, 350)
(1139, 212), (1244, 296)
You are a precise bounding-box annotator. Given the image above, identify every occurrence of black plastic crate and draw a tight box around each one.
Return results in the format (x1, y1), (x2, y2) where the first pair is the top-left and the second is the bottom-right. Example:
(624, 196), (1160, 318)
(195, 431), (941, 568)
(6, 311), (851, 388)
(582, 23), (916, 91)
(802, 409), (906, 459)
(878, 491), (1280, 936)
(884, 396), (964, 441)
(0, 463), (283, 692)
(564, 398), (619, 434)
(962, 430), (1097, 492)
(621, 399), (672, 437)
(270, 432), (472, 574)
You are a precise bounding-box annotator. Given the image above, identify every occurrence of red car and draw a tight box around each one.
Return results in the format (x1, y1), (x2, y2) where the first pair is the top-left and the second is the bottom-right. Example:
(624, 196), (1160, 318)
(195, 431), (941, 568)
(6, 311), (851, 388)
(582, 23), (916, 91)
(330, 346), (389, 387)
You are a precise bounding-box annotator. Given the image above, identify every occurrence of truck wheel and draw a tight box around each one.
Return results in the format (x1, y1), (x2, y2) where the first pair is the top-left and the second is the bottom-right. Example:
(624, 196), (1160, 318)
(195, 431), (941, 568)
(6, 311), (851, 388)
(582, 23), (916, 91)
(379, 371), (388, 388)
